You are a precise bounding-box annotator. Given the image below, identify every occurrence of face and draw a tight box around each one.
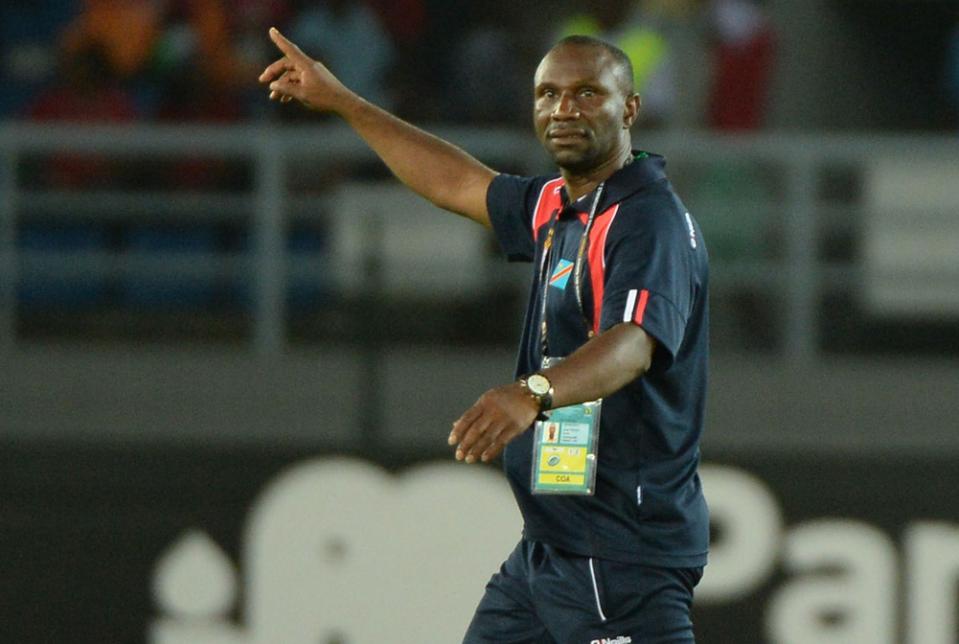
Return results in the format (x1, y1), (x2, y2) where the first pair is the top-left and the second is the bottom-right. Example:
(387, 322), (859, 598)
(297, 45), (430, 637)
(533, 44), (638, 174)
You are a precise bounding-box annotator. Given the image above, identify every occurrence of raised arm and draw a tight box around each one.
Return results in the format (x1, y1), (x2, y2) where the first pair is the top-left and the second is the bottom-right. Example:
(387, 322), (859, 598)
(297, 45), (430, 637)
(259, 27), (496, 226)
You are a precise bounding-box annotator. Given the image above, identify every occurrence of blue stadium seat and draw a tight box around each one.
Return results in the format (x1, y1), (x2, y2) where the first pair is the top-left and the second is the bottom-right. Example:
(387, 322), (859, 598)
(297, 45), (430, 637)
(227, 227), (332, 312)
(286, 227), (331, 311)
(120, 225), (219, 309)
(17, 222), (108, 308)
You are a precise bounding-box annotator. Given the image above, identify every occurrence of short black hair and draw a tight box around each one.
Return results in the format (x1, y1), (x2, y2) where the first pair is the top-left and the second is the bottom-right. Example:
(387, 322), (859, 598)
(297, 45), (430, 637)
(552, 35), (635, 95)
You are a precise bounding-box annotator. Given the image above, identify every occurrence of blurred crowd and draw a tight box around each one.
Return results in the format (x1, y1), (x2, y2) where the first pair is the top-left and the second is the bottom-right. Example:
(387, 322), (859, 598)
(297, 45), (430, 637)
(0, 0), (783, 131)
(0, 0), (788, 325)
(4, 1), (955, 339)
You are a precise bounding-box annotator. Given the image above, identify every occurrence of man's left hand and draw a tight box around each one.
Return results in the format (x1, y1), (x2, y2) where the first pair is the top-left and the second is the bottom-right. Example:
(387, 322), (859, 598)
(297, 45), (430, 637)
(448, 383), (540, 463)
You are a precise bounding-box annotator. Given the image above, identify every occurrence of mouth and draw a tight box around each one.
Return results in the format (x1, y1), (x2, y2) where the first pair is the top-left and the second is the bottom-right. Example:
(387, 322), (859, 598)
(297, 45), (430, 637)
(547, 129), (589, 145)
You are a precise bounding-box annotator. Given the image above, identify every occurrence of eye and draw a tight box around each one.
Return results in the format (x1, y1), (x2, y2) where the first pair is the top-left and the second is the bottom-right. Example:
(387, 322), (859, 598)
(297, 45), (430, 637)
(579, 88), (596, 98)
(542, 89), (556, 98)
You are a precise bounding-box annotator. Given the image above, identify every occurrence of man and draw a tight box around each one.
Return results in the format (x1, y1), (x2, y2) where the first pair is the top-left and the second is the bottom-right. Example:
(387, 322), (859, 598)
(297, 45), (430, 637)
(261, 28), (708, 643)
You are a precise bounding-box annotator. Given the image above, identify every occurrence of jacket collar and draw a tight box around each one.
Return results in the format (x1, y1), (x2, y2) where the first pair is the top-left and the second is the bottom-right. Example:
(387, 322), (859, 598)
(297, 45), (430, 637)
(560, 150), (666, 214)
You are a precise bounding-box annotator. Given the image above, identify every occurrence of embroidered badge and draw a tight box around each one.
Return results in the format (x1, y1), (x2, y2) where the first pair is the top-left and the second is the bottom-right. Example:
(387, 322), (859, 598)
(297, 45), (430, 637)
(549, 259), (574, 290)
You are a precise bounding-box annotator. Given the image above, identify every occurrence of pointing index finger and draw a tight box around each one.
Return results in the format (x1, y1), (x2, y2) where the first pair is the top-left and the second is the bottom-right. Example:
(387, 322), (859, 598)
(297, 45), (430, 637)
(269, 27), (308, 63)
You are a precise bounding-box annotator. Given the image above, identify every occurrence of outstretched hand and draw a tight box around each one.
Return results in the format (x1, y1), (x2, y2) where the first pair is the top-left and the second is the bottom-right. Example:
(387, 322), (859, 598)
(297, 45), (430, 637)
(258, 27), (351, 112)
(448, 383), (540, 464)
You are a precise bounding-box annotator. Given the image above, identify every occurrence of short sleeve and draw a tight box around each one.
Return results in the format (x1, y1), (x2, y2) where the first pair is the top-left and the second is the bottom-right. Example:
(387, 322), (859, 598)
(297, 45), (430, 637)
(486, 173), (550, 263)
(599, 202), (700, 361)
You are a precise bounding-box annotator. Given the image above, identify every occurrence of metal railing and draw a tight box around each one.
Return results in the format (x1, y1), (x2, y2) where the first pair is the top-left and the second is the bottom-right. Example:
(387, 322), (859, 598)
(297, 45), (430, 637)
(1, 122), (956, 361)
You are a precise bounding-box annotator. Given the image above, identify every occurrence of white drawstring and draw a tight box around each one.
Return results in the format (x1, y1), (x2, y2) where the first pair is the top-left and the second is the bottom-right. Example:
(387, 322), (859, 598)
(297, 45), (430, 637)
(588, 558), (608, 622)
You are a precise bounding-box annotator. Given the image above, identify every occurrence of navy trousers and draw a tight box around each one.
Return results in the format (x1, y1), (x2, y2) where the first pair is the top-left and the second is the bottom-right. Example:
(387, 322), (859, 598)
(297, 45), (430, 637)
(463, 539), (702, 644)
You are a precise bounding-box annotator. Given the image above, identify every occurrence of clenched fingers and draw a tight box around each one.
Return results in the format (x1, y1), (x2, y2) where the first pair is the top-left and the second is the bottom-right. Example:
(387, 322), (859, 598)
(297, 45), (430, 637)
(259, 58), (294, 84)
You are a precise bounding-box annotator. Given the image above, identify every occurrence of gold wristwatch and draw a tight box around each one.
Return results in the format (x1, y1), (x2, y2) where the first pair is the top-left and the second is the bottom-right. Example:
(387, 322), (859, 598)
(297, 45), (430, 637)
(519, 373), (554, 413)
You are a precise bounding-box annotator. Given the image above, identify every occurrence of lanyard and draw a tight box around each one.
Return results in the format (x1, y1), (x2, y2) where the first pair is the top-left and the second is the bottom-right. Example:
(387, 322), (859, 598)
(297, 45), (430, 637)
(537, 183), (605, 358)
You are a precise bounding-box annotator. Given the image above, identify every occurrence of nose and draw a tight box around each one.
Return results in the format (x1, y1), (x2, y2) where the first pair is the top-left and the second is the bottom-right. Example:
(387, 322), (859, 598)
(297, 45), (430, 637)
(552, 92), (579, 120)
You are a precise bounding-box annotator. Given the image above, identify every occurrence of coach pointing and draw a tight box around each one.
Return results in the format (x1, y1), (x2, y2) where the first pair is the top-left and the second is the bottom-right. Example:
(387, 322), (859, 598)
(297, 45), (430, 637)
(261, 26), (709, 643)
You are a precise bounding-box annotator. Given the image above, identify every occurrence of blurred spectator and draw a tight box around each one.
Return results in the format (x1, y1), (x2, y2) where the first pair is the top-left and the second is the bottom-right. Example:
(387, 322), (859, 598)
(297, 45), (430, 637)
(25, 44), (139, 188)
(231, 1), (292, 81)
(367, 0), (427, 50)
(706, 0), (776, 130)
(944, 16), (959, 127)
(61, 0), (162, 79)
(154, 64), (246, 190)
(0, 1), (81, 118)
(145, 0), (270, 123)
(386, 0), (474, 121)
(151, 0), (241, 91)
(699, 1), (778, 347)
(226, 0), (294, 119)
(555, 0), (678, 128)
(446, 2), (526, 125)
(287, 0), (395, 111)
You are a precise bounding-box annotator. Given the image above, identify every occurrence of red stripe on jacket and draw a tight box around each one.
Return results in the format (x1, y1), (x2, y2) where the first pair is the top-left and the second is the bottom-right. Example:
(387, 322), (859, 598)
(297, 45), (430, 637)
(531, 178), (565, 242)
(586, 204), (620, 335)
(634, 289), (650, 325)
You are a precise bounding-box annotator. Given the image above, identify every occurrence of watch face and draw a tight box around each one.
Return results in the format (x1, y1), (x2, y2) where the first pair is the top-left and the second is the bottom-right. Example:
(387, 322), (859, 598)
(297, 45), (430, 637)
(527, 374), (551, 396)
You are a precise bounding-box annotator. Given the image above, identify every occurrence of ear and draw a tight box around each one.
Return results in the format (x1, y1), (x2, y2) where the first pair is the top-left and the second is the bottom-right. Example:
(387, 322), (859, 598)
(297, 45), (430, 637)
(623, 93), (641, 129)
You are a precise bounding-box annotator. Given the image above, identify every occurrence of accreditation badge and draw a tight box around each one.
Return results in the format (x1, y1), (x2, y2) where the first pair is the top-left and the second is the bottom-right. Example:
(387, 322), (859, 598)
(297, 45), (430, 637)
(531, 400), (601, 495)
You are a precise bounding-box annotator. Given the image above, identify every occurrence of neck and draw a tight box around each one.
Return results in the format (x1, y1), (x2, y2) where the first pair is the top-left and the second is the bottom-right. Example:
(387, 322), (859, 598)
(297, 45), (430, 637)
(560, 145), (633, 202)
